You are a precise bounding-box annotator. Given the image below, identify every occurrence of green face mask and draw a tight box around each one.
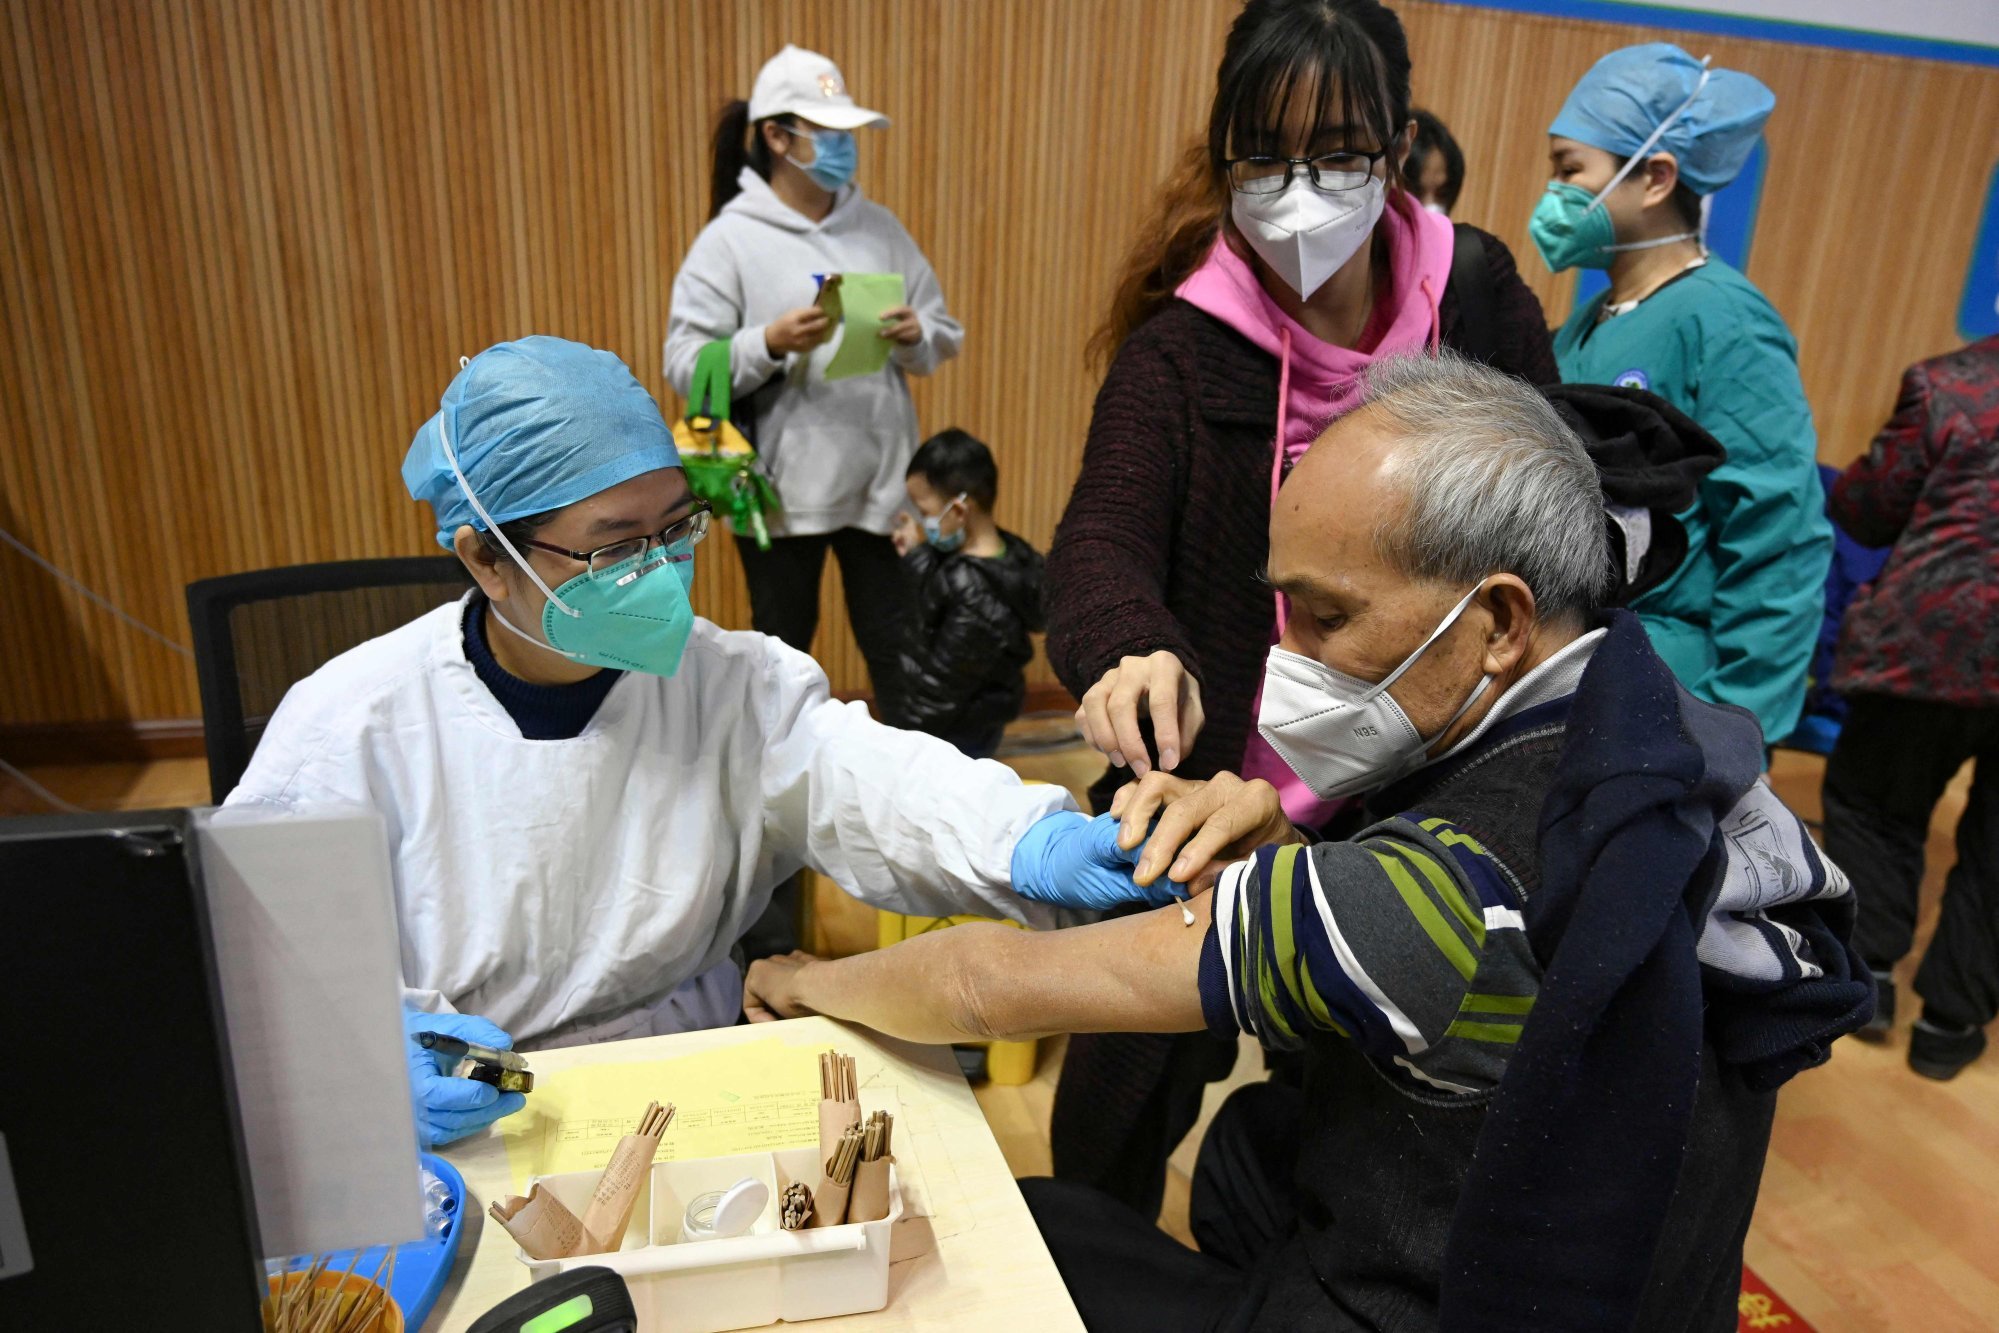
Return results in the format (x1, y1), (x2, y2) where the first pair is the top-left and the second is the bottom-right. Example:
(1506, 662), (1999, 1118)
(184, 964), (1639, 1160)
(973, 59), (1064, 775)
(532, 542), (696, 676)
(1529, 181), (1617, 272)
(1529, 177), (1703, 276)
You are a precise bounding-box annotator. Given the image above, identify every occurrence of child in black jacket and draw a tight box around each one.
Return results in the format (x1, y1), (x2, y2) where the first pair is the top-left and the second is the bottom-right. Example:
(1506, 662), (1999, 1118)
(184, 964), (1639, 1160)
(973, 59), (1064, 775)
(887, 430), (1044, 757)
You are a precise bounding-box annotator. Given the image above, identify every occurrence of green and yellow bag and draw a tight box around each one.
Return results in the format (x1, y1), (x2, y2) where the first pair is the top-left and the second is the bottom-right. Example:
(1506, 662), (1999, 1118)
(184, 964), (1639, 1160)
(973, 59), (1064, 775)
(672, 340), (781, 550)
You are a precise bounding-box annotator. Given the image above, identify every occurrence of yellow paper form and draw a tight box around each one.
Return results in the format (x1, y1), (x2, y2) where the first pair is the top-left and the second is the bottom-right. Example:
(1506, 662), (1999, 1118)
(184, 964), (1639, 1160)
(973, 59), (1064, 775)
(501, 1038), (824, 1186)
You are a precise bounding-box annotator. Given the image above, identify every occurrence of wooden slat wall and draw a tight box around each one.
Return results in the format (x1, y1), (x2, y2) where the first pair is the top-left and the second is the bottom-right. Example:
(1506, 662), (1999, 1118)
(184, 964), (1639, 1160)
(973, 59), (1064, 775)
(3, 0), (1992, 730)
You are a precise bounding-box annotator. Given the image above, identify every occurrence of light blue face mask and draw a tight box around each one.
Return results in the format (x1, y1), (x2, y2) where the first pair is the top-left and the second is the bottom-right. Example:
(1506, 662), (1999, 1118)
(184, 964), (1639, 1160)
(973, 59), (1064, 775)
(436, 414), (697, 677)
(787, 125), (857, 193)
(922, 493), (969, 554)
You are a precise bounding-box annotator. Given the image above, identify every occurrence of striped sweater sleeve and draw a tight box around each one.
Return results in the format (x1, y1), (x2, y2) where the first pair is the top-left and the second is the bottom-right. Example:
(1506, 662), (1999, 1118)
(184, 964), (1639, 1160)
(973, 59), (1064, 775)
(1200, 818), (1541, 1090)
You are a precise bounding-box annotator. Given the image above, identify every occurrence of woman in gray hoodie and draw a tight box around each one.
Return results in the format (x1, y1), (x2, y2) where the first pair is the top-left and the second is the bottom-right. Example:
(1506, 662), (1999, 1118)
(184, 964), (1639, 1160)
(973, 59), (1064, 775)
(665, 45), (963, 719)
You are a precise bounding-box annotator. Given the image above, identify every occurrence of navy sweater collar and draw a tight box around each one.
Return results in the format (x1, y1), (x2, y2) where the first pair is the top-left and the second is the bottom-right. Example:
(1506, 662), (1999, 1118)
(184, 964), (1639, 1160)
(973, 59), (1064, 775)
(462, 596), (622, 740)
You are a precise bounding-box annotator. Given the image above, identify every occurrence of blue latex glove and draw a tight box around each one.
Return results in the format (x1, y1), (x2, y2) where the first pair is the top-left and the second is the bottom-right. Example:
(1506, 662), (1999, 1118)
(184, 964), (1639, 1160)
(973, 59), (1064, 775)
(1010, 811), (1185, 910)
(403, 1006), (528, 1148)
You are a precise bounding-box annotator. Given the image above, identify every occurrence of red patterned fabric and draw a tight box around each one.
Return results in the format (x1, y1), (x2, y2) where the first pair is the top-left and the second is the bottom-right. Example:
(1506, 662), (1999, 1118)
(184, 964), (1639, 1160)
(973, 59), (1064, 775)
(1831, 336), (1999, 706)
(1737, 1265), (1816, 1332)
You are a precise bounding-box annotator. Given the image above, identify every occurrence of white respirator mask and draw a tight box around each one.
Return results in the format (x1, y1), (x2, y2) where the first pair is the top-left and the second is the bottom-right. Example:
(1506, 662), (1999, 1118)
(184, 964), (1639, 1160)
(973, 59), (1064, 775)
(1231, 172), (1386, 300)
(1257, 585), (1493, 799)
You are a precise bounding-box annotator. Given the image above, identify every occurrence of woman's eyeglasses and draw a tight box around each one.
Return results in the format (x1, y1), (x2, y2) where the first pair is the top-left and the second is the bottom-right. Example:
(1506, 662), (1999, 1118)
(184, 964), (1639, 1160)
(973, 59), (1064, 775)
(1226, 148), (1390, 196)
(520, 504), (713, 575)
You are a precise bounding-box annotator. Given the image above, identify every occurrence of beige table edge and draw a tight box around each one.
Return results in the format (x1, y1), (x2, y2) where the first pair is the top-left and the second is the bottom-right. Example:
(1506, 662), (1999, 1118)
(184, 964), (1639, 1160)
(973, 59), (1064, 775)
(425, 1015), (1083, 1331)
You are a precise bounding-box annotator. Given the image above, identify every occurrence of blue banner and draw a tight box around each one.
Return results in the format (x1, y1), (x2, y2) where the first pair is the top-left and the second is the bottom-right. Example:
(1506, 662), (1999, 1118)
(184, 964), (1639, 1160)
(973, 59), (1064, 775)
(1961, 163), (1999, 341)
(1438, 1), (1999, 68)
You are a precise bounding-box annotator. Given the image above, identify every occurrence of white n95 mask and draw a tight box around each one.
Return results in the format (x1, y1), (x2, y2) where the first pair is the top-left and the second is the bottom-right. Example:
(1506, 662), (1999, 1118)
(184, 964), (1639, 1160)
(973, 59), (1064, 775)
(1257, 585), (1492, 800)
(1230, 174), (1386, 300)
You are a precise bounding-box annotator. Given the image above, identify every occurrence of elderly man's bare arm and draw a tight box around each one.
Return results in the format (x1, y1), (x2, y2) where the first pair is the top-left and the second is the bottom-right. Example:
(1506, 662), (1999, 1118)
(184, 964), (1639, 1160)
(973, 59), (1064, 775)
(743, 895), (1214, 1044)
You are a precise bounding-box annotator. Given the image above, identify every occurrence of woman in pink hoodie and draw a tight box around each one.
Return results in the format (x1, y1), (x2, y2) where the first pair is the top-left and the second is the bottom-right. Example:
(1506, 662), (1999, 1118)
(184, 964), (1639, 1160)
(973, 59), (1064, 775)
(1042, 0), (1557, 1215)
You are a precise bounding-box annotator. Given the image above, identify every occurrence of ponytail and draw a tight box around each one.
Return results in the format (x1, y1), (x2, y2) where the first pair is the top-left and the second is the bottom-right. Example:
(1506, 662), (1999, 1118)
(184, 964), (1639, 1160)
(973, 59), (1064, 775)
(708, 100), (795, 219)
(709, 100), (752, 218)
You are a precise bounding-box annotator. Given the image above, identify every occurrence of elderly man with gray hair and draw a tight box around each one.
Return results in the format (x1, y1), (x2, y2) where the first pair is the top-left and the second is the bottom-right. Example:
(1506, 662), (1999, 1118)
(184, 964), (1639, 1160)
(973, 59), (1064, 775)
(744, 352), (1871, 1333)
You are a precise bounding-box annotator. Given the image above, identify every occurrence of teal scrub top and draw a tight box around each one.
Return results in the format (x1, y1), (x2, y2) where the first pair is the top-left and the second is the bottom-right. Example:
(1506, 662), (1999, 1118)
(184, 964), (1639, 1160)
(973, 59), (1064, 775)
(1555, 258), (1831, 742)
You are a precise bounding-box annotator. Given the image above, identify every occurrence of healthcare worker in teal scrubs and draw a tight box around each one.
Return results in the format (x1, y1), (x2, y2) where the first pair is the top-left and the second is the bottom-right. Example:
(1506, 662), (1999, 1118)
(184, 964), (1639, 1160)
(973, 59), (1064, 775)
(1530, 43), (1831, 742)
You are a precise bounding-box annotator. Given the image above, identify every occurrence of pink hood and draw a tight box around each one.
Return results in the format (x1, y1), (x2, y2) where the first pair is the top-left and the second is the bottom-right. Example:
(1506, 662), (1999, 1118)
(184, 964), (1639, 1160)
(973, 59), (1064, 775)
(1177, 188), (1456, 473)
(1176, 189), (1456, 825)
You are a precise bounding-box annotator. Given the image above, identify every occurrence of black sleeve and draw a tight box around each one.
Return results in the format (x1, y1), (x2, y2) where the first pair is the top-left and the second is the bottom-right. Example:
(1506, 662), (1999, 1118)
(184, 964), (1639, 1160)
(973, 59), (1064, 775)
(1467, 227), (1560, 387)
(1043, 318), (1202, 699)
(901, 543), (945, 600)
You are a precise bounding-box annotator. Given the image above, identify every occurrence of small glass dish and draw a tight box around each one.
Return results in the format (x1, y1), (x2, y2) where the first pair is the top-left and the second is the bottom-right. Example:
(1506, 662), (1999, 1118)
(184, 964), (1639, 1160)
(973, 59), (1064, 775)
(680, 1176), (768, 1243)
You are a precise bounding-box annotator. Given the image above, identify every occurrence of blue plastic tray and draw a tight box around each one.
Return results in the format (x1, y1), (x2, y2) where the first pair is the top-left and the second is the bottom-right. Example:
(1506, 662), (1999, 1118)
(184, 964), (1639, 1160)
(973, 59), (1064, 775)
(270, 1152), (467, 1332)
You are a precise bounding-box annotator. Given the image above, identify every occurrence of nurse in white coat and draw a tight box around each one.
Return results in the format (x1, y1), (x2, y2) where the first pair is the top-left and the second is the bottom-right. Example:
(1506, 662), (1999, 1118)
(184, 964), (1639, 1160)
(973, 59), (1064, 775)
(225, 337), (1170, 1146)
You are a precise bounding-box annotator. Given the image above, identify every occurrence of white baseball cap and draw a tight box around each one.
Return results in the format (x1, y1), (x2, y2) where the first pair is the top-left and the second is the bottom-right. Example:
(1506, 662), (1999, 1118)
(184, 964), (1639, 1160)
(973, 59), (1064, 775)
(747, 45), (889, 130)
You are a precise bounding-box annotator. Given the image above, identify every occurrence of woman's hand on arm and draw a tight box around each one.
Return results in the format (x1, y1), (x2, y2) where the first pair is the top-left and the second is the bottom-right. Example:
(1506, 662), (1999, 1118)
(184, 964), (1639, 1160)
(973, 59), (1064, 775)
(742, 951), (822, 1024)
(1076, 651), (1205, 778)
(743, 900), (1214, 1045)
(1113, 770), (1302, 892)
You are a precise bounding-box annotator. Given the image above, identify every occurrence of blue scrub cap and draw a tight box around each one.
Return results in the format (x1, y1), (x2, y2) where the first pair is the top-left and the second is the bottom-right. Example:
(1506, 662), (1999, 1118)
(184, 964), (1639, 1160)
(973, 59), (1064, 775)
(403, 336), (681, 550)
(1549, 43), (1774, 196)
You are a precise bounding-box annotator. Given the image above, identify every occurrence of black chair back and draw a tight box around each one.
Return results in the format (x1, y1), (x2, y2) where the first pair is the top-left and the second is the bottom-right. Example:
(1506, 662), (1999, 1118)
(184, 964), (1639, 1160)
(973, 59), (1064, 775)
(185, 557), (474, 802)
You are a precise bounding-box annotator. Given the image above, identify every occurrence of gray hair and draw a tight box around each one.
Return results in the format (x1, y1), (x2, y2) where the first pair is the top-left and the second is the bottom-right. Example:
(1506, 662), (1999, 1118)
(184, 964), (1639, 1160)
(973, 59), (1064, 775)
(1356, 351), (1609, 624)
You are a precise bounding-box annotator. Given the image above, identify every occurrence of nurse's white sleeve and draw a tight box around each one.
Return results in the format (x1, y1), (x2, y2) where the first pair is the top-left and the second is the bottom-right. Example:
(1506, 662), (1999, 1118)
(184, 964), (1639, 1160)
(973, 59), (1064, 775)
(755, 642), (1078, 928)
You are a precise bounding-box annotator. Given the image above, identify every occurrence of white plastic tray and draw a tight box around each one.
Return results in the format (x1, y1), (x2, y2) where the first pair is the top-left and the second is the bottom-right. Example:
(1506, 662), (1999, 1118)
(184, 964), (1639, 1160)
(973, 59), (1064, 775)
(516, 1148), (902, 1332)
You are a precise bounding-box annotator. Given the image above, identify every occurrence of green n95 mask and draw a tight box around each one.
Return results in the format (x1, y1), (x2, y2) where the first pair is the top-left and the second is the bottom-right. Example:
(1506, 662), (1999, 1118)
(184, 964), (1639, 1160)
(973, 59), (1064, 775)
(1529, 181), (1619, 272)
(526, 542), (696, 677)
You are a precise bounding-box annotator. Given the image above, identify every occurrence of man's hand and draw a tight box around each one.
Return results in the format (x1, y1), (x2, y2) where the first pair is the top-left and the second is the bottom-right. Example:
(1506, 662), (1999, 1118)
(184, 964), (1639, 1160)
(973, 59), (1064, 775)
(744, 950), (821, 1023)
(1076, 651), (1204, 777)
(890, 510), (923, 556)
(878, 306), (923, 346)
(1113, 770), (1301, 892)
(765, 307), (833, 358)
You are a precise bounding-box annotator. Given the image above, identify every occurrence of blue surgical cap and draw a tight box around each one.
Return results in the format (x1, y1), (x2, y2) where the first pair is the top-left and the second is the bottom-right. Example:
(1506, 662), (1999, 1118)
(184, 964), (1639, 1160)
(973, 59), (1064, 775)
(402, 336), (681, 549)
(1549, 43), (1774, 196)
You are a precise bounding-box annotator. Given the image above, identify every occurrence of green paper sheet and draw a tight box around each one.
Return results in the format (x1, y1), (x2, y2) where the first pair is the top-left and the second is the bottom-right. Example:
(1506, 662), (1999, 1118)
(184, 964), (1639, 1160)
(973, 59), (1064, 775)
(821, 272), (906, 381)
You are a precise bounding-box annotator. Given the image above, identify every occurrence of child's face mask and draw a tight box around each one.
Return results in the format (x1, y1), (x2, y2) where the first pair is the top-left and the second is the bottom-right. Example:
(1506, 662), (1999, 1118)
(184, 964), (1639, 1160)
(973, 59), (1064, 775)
(922, 493), (970, 553)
